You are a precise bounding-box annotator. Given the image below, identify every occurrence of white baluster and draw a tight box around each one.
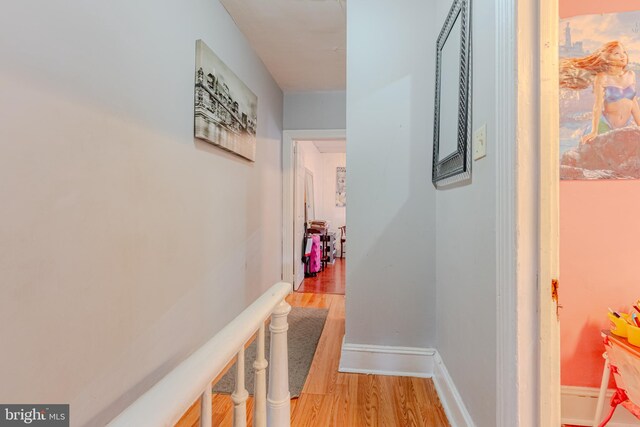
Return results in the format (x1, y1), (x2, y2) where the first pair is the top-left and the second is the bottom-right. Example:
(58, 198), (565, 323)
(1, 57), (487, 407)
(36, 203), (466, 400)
(267, 300), (291, 427)
(232, 347), (249, 427)
(200, 384), (212, 427)
(253, 323), (268, 427)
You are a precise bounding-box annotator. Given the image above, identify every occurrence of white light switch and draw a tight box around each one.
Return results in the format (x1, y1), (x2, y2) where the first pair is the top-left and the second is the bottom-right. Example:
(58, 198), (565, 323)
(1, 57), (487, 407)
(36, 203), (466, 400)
(473, 124), (487, 160)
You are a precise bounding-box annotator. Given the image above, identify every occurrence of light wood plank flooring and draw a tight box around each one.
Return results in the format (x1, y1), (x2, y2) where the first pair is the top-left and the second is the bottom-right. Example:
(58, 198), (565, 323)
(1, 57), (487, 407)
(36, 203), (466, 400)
(297, 258), (346, 294)
(176, 292), (449, 426)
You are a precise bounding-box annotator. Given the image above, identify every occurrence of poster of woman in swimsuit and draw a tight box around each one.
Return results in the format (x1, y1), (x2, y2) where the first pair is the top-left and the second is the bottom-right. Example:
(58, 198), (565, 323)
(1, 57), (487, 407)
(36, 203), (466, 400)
(559, 11), (640, 180)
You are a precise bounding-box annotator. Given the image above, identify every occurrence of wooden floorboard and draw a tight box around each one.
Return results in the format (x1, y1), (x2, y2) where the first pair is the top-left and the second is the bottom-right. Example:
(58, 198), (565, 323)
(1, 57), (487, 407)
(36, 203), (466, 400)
(297, 258), (345, 294)
(176, 292), (449, 427)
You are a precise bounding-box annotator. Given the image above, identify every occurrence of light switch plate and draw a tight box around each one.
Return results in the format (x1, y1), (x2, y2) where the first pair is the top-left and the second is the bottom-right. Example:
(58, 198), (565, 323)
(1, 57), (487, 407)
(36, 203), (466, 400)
(473, 124), (487, 160)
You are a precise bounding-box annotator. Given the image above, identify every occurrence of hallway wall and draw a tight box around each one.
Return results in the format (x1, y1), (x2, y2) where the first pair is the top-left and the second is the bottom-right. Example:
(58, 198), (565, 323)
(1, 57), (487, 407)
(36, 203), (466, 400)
(0, 1), (283, 425)
(345, 0), (438, 348)
(323, 0), (498, 424)
(284, 91), (347, 130)
(433, 0), (498, 424)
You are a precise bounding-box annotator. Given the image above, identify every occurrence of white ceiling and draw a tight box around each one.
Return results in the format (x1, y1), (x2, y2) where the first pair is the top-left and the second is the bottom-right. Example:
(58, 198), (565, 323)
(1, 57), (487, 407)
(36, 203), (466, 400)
(311, 139), (346, 153)
(219, 0), (346, 91)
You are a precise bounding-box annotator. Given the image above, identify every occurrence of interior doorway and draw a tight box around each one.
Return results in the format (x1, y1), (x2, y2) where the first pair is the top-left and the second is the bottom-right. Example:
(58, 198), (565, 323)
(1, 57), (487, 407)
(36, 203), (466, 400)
(555, 1), (640, 426)
(282, 129), (347, 292)
(292, 139), (346, 293)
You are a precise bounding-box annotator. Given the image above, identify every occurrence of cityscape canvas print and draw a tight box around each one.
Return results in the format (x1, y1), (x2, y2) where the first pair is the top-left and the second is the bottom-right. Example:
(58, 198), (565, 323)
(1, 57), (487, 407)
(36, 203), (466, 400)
(194, 40), (258, 161)
(559, 11), (640, 180)
(336, 167), (346, 207)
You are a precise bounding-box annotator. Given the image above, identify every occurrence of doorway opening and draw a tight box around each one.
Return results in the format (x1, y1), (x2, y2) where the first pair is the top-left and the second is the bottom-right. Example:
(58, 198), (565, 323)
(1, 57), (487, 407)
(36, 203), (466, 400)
(292, 139), (346, 294)
(282, 129), (347, 295)
(556, 2), (640, 426)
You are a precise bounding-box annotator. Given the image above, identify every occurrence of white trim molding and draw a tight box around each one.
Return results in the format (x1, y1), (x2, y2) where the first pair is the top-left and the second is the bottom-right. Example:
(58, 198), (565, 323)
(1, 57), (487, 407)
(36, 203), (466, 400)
(537, 0), (562, 420)
(338, 340), (435, 378)
(433, 352), (475, 427)
(494, 0), (520, 427)
(281, 129), (346, 286)
(495, 0), (518, 423)
(561, 386), (640, 427)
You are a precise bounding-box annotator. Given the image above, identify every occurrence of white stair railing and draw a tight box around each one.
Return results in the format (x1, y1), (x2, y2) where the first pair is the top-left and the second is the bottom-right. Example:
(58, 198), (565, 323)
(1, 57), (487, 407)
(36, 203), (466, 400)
(107, 281), (292, 427)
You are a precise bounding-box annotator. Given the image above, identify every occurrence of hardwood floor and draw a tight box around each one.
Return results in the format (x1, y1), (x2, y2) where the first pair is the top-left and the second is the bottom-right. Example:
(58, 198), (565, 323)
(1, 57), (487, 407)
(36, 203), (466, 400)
(297, 258), (346, 294)
(175, 292), (449, 427)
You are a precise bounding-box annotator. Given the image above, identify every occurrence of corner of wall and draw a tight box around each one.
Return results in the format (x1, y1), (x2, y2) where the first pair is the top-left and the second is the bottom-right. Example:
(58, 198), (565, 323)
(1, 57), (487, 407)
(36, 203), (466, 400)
(432, 351), (476, 427)
(338, 340), (476, 427)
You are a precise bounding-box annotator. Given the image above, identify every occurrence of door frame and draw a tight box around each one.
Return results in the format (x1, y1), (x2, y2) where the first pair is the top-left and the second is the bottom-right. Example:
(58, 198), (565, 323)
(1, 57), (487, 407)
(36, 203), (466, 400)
(281, 129), (347, 288)
(497, 0), (560, 423)
(293, 143), (305, 290)
(537, 0), (561, 421)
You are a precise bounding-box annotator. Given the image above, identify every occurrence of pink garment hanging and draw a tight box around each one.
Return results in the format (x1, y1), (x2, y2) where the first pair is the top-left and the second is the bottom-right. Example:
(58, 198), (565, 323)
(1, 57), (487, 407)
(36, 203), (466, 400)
(309, 234), (322, 273)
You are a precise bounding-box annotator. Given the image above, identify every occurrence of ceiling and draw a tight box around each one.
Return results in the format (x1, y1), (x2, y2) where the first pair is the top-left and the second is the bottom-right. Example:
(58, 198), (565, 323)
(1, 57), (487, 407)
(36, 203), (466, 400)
(219, 0), (346, 91)
(310, 139), (346, 153)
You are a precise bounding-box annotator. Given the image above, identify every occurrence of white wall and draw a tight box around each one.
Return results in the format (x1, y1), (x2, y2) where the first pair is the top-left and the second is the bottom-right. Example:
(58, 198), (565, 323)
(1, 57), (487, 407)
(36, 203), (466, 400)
(298, 143), (324, 218)
(284, 91), (347, 130)
(347, 0), (498, 424)
(298, 144), (346, 237)
(320, 153), (347, 240)
(0, 1), (283, 426)
(434, 0), (498, 425)
(345, 0), (438, 348)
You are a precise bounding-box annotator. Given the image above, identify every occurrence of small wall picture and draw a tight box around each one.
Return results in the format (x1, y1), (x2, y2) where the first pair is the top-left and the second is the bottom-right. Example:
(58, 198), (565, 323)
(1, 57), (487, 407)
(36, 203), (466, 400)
(559, 12), (640, 179)
(194, 40), (258, 161)
(336, 167), (346, 207)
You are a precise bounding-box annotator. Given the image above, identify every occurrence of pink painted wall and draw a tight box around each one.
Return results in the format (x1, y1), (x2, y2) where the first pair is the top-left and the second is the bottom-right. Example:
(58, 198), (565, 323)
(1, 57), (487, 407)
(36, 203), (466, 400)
(560, 0), (639, 18)
(559, 0), (640, 388)
(560, 181), (640, 387)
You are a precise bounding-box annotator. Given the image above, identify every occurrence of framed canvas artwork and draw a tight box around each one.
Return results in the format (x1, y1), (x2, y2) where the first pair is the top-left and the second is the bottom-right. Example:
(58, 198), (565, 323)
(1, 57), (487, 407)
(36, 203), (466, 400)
(194, 40), (258, 161)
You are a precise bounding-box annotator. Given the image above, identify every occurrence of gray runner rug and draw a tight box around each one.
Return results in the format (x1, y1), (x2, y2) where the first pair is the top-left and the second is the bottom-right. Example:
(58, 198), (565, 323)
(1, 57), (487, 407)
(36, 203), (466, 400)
(212, 306), (328, 398)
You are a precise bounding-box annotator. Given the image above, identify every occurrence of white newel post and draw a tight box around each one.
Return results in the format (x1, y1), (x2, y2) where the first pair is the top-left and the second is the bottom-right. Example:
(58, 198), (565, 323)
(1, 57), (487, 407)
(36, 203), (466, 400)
(232, 347), (249, 427)
(267, 300), (291, 427)
(253, 323), (268, 427)
(200, 383), (212, 427)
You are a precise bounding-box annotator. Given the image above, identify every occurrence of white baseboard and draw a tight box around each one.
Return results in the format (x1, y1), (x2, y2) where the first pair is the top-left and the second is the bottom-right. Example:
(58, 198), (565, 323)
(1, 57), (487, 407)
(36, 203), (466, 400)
(338, 341), (474, 426)
(432, 352), (475, 427)
(562, 386), (640, 427)
(338, 339), (435, 377)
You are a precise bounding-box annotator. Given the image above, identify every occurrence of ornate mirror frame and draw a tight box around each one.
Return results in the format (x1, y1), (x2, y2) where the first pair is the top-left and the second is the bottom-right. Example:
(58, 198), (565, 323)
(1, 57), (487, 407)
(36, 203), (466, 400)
(432, 0), (472, 187)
